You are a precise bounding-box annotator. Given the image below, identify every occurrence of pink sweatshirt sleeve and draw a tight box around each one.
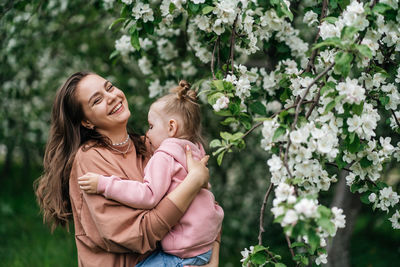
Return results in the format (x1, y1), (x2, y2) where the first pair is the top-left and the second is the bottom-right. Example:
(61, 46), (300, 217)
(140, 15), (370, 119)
(96, 152), (173, 209)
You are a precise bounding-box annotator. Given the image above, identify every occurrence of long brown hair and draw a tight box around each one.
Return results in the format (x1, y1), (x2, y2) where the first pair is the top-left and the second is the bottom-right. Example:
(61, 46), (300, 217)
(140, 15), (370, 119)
(34, 71), (146, 231)
(155, 80), (204, 145)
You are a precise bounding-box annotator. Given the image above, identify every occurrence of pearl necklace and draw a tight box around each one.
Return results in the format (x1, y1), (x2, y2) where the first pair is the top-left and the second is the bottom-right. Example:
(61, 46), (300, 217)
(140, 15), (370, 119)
(112, 135), (130, 146)
(107, 140), (131, 158)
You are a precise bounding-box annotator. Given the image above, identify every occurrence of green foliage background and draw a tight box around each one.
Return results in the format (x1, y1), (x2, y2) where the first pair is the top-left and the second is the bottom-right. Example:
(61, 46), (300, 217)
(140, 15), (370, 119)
(0, 1), (399, 266)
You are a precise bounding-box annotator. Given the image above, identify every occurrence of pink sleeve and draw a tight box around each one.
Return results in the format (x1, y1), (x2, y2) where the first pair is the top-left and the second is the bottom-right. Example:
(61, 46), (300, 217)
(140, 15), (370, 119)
(96, 152), (174, 209)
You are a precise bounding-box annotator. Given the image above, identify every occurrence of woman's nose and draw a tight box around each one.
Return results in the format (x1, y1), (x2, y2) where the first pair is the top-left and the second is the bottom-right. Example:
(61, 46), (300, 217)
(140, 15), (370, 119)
(106, 91), (118, 103)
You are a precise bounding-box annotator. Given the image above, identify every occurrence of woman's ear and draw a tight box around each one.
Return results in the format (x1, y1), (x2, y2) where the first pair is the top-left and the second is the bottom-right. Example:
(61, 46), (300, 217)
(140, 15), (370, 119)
(81, 120), (95, 130)
(168, 119), (178, 137)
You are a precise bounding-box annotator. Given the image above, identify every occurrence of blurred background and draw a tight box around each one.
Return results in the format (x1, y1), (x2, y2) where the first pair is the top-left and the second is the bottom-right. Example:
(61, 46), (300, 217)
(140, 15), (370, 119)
(1, 1), (399, 266)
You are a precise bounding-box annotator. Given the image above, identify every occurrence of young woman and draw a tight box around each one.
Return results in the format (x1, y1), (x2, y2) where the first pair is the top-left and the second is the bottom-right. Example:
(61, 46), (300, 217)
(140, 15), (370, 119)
(78, 80), (224, 266)
(34, 72), (219, 267)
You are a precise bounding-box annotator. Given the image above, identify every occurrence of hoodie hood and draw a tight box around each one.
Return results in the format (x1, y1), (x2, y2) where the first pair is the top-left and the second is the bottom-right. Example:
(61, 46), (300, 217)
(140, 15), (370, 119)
(155, 138), (205, 171)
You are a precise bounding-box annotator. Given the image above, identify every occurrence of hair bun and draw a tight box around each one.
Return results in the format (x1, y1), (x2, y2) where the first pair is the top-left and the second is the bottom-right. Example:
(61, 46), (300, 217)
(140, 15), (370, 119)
(172, 80), (197, 102)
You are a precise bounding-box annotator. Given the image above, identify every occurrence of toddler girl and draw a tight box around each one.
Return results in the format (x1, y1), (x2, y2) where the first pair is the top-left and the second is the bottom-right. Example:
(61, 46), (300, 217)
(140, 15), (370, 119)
(78, 80), (224, 266)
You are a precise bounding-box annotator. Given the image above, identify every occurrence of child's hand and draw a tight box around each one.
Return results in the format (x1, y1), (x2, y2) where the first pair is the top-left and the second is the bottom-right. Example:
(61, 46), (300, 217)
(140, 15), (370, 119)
(78, 172), (101, 194)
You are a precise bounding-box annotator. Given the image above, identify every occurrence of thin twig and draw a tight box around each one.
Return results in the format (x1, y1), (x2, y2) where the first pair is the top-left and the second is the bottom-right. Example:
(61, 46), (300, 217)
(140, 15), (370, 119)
(391, 109), (400, 128)
(225, 15), (239, 78)
(258, 183), (274, 245)
(305, 84), (324, 119)
(304, 0), (329, 74)
(211, 37), (219, 80)
(285, 235), (295, 258)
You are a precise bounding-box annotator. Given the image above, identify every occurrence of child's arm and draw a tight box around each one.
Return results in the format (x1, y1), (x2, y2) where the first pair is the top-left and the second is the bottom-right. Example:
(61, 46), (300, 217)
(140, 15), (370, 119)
(78, 152), (174, 209)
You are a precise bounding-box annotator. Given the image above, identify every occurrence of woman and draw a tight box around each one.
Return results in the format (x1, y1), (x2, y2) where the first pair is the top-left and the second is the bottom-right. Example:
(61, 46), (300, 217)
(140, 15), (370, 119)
(34, 72), (220, 267)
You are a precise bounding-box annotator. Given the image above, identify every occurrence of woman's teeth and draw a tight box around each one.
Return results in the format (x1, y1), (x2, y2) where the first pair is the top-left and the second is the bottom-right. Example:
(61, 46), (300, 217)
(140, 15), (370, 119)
(110, 103), (122, 114)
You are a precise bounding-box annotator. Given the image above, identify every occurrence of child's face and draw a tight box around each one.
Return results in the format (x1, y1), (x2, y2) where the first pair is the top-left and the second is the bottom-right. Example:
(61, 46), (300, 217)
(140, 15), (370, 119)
(146, 103), (170, 151)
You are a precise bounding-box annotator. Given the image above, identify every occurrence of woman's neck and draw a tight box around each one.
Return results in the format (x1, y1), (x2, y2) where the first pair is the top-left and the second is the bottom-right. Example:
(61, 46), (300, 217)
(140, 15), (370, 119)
(98, 127), (129, 145)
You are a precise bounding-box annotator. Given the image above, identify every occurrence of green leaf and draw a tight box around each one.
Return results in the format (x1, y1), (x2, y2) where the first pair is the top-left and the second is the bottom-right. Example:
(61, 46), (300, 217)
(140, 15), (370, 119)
(318, 205), (332, 217)
(228, 102), (241, 116)
(373, 3), (392, 14)
(231, 132), (244, 140)
(334, 52), (353, 77)
(212, 80), (224, 91)
(313, 37), (343, 50)
(320, 82), (335, 95)
(307, 230), (320, 254)
(130, 27), (140, 51)
(379, 96), (390, 106)
(188, 2), (200, 12)
(249, 101), (267, 116)
(251, 251), (267, 264)
(341, 26), (359, 40)
(347, 134), (360, 153)
(275, 263), (287, 267)
(217, 151), (225, 166)
(318, 217), (336, 236)
(209, 139), (222, 148)
(323, 16), (338, 24)
(220, 117), (237, 126)
(349, 132), (356, 144)
(356, 44), (373, 59)
(169, 3), (176, 13)
(109, 18), (126, 30)
(290, 242), (306, 248)
(272, 127), (287, 141)
(214, 109), (232, 116)
(352, 102), (364, 116)
(350, 183), (363, 193)
(220, 132), (232, 140)
(109, 50), (119, 60)
(202, 5), (214, 14)
(207, 92), (225, 105)
(360, 193), (371, 204)
(324, 100), (336, 114)
(360, 157), (373, 168)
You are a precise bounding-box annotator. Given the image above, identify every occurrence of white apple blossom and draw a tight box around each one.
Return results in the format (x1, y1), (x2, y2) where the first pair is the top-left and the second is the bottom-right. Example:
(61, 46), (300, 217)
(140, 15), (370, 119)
(282, 209), (298, 226)
(115, 35), (135, 56)
(368, 193), (377, 203)
(212, 96), (230, 112)
(389, 210), (400, 229)
(337, 77), (365, 105)
(331, 207), (346, 230)
(294, 198), (318, 218)
(132, 2), (154, 22)
(377, 187), (399, 212)
(138, 56), (152, 75)
(316, 253), (328, 265)
(303, 10), (318, 26)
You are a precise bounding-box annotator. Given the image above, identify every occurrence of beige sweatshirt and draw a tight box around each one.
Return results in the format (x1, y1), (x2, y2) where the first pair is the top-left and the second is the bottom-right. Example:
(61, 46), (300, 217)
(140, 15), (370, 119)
(69, 141), (183, 267)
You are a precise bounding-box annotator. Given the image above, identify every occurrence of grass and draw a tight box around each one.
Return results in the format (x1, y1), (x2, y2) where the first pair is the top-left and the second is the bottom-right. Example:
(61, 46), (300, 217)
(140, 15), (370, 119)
(0, 164), (77, 267)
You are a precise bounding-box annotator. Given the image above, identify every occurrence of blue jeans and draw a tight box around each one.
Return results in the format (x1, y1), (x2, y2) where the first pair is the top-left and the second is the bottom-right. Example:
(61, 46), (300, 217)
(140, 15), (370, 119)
(136, 249), (212, 267)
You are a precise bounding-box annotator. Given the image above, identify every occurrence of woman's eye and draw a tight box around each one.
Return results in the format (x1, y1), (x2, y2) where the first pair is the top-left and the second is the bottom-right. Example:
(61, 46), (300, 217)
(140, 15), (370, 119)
(107, 85), (114, 91)
(149, 125), (153, 129)
(93, 98), (102, 105)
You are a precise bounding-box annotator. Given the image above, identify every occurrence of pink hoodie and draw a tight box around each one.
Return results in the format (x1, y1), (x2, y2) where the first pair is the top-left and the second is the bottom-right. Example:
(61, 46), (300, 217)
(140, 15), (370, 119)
(97, 138), (224, 258)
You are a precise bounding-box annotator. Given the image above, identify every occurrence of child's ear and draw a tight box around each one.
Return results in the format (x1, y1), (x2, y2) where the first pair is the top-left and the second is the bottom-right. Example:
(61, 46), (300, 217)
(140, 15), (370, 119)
(168, 119), (178, 137)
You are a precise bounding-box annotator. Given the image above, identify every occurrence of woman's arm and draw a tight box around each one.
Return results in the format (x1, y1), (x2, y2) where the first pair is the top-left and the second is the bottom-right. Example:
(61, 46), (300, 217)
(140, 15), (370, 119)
(71, 146), (209, 254)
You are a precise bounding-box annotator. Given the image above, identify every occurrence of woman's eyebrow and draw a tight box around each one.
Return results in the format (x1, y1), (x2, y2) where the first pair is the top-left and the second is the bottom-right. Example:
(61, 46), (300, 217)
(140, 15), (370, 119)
(88, 92), (101, 104)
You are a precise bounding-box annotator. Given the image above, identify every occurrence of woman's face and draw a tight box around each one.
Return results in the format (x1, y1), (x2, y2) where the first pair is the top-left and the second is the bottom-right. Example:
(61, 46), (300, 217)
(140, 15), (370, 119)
(76, 74), (130, 135)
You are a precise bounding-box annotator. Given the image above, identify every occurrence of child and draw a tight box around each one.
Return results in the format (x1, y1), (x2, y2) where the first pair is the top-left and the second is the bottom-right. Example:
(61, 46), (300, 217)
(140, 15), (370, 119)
(78, 80), (224, 266)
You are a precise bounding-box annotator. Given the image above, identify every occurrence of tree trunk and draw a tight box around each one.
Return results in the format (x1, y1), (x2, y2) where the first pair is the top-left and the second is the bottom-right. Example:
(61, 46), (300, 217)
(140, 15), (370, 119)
(326, 170), (362, 267)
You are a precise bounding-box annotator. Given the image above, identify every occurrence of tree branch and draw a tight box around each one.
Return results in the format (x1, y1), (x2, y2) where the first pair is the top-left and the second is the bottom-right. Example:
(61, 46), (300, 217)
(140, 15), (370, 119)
(258, 183), (274, 245)
(391, 109), (400, 129)
(304, 0), (329, 74)
(285, 235), (296, 259)
(225, 15), (239, 78)
(211, 37), (219, 80)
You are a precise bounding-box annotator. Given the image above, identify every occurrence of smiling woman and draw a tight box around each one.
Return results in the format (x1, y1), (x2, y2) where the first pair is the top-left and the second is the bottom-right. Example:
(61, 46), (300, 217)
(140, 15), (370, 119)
(34, 71), (212, 267)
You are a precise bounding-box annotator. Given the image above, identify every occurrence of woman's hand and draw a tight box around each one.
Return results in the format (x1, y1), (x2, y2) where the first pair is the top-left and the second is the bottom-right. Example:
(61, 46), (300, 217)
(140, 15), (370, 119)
(185, 145), (210, 188)
(78, 172), (101, 194)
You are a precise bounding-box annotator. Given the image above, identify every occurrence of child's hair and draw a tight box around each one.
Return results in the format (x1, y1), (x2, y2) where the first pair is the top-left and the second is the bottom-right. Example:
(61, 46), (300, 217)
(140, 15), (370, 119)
(154, 80), (204, 145)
